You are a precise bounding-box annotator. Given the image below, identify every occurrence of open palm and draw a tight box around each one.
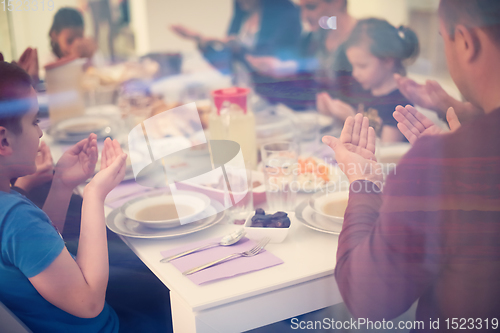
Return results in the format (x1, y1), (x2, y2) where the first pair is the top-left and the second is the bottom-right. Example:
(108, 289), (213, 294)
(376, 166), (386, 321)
(393, 105), (460, 144)
(395, 74), (450, 116)
(55, 133), (98, 189)
(323, 114), (383, 187)
(340, 114), (377, 159)
(88, 138), (127, 199)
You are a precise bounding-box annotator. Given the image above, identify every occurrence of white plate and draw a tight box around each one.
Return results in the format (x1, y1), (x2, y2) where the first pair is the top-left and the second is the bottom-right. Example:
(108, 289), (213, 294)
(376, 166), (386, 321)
(54, 116), (111, 135)
(308, 190), (349, 224)
(295, 200), (342, 234)
(49, 116), (113, 143)
(106, 200), (225, 238)
(120, 191), (211, 229)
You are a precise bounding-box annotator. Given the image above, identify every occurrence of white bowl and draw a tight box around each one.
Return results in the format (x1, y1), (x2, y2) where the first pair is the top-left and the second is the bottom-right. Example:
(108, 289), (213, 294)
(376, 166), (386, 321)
(243, 212), (290, 243)
(308, 190), (349, 224)
(120, 191), (210, 229)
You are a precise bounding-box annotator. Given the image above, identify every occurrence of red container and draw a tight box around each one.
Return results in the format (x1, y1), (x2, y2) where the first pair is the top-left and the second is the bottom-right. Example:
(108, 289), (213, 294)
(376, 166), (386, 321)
(211, 87), (250, 115)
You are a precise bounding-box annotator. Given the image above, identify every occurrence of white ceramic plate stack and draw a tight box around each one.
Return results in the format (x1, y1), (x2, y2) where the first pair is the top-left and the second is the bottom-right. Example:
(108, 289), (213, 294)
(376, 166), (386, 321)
(49, 116), (113, 143)
(106, 191), (225, 238)
(295, 190), (350, 234)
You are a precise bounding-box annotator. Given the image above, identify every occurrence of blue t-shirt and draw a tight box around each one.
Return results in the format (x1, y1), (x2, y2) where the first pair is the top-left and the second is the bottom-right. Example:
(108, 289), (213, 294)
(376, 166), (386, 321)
(0, 191), (119, 332)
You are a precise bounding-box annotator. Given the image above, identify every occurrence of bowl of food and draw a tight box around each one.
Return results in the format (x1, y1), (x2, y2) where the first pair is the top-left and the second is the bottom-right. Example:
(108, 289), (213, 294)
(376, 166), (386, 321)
(244, 208), (291, 243)
(120, 191), (211, 229)
(308, 190), (350, 224)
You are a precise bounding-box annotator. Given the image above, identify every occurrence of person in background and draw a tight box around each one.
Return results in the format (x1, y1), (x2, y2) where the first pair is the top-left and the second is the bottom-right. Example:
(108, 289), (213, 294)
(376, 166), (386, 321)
(319, 18), (419, 142)
(322, 0), (500, 330)
(246, 0), (358, 109)
(171, 0), (302, 103)
(84, 0), (117, 61)
(0, 61), (126, 332)
(45, 7), (97, 65)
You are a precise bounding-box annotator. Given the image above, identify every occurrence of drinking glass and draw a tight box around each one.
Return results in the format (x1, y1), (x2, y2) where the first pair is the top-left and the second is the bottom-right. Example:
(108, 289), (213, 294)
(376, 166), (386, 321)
(261, 141), (299, 212)
(226, 167), (254, 224)
(293, 112), (320, 156)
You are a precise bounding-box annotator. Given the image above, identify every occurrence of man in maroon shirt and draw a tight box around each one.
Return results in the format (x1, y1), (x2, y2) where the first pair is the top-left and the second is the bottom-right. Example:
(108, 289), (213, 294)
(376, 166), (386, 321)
(322, 0), (500, 332)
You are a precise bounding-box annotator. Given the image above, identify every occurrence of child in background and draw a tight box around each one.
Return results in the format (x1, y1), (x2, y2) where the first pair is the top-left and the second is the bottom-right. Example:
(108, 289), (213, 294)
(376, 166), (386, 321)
(41, 7), (101, 80)
(0, 61), (126, 332)
(48, 7), (97, 61)
(317, 18), (419, 142)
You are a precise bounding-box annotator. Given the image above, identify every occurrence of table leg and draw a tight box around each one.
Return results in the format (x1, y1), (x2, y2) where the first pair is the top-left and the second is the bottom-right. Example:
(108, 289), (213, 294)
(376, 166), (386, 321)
(171, 291), (219, 333)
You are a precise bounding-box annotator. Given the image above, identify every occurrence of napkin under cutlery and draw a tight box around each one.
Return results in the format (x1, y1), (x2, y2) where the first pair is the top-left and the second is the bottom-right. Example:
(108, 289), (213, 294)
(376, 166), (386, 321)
(160, 237), (283, 285)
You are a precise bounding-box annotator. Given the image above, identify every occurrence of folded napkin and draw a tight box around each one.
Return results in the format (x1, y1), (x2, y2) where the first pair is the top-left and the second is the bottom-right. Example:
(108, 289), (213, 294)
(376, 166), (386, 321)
(160, 237), (283, 285)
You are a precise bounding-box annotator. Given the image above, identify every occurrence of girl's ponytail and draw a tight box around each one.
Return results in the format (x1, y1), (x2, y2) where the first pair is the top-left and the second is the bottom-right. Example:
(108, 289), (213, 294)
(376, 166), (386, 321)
(398, 25), (420, 62)
(343, 18), (420, 76)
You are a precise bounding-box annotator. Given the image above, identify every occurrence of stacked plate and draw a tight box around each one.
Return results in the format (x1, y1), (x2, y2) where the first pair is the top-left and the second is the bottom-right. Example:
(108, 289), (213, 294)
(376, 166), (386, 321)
(295, 190), (349, 235)
(106, 191), (225, 238)
(49, 116), (113, 143)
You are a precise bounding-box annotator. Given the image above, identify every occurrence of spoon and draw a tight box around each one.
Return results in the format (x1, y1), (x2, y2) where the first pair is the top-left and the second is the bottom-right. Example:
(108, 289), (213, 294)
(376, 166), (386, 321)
(160, 228), (246, 263)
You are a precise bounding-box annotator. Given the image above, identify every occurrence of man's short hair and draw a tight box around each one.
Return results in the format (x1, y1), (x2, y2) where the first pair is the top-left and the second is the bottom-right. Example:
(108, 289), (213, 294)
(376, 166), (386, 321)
(439, 0), (500, 43)
(324, 0), (348, 11)
(0, 62), (34, 134)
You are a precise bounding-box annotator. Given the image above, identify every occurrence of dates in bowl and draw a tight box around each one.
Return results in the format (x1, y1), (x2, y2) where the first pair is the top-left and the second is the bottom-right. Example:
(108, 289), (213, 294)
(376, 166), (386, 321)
(244, 209), (291, 243)
(250, 208), (291, 228)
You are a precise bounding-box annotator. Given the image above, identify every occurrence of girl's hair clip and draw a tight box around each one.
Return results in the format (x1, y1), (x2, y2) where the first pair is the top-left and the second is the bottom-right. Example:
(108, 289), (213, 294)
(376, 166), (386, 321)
(398, 26), (406, 39)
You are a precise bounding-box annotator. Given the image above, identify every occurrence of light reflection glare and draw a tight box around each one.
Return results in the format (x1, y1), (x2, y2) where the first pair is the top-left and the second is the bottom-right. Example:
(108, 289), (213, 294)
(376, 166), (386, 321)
(319, 16), (337, 30)
(327, 16), (337, 30)
(318, 16), (329, 29)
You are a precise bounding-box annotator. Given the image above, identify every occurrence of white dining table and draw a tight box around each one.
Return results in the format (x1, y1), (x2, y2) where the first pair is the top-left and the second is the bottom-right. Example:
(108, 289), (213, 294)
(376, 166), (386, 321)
(42, 110), (345, 333)
(106, 191), (343, 333)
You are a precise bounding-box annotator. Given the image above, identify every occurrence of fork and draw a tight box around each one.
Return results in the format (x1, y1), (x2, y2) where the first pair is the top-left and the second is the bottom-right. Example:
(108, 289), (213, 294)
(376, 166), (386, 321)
(182, 237), (271, 275)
